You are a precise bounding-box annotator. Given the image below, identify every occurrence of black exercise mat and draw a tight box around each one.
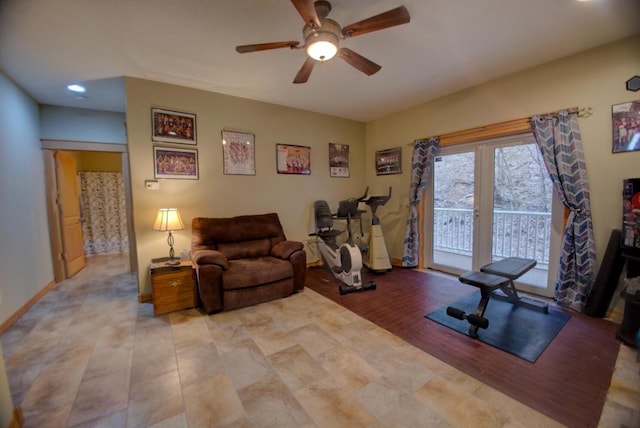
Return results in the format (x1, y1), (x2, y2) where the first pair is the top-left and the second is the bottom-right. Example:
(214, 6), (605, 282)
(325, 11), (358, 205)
(425, 291), (570, 362)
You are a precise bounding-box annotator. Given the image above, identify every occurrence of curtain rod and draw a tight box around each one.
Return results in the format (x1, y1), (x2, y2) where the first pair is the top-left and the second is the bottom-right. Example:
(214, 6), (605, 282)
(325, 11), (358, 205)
(413, 106), (593, 147)
(531, 106), (593, 121)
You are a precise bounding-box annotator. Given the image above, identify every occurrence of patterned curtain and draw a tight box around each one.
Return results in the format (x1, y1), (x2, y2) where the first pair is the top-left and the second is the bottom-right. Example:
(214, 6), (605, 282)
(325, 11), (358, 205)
(79, 172), (129, 255)
(530, 110), (596, 312)
(401, 137), (439, 267)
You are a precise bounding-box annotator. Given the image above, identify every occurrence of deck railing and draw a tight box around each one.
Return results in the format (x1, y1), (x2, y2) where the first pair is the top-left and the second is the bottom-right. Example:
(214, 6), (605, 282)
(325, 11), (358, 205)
(433, 208), (551, 267)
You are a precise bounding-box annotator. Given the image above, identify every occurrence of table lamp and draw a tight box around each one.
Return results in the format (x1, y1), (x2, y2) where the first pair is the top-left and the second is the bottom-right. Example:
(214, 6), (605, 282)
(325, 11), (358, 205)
(153, 208), (184, 265)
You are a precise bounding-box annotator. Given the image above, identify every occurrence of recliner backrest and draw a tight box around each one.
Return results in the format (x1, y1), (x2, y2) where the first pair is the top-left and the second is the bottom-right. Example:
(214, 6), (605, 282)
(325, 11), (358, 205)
(191, 213), (286, 260)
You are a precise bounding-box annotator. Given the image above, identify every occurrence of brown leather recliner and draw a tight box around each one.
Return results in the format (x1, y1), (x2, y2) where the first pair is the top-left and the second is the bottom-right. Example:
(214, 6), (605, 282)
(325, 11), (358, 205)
(191, 213), (306, 313)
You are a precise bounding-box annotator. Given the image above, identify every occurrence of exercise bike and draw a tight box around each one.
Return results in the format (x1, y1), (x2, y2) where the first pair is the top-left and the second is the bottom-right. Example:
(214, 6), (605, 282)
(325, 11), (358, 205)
(362, 187), (392, 272)
(310, 191), (376, 295)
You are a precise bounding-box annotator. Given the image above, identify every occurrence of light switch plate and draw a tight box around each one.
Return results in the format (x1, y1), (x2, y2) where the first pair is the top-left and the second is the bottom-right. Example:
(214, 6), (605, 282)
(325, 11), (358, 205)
(145, 180), (160, 190)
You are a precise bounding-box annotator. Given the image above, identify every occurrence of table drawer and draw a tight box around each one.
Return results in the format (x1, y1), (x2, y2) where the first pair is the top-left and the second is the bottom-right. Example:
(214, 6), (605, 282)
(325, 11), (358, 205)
(151, 268), (196, 315)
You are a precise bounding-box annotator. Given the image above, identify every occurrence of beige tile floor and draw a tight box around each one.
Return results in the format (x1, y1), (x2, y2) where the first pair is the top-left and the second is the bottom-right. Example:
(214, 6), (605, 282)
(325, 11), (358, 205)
(1, 253), (638, 427)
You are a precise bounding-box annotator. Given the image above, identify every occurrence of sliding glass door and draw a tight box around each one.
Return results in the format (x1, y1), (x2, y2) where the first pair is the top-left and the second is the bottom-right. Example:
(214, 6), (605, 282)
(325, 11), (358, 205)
(426, 134), (561, 297)
(431, 149), (475, 272)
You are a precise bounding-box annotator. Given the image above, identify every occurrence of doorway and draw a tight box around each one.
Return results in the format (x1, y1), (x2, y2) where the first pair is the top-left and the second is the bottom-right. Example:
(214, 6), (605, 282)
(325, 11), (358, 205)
(42, 140), (137, 282)
(425, 133), (562, 297)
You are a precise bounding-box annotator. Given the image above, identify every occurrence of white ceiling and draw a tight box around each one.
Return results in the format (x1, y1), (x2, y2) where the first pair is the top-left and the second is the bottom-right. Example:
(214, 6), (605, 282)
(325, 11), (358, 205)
(1, 0), (639, 122)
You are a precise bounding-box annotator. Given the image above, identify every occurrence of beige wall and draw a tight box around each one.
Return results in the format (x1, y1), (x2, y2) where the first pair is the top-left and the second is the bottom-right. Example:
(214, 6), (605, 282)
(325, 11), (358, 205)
(76, 151), (122, 172)
(125, 77), (366, 296)
(124, 36), (638, 295)
(365, 35), (640, 267)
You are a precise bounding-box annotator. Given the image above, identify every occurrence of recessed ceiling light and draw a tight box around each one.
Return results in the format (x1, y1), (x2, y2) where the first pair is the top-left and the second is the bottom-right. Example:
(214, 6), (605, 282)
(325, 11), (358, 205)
(67, 83), (86, 93)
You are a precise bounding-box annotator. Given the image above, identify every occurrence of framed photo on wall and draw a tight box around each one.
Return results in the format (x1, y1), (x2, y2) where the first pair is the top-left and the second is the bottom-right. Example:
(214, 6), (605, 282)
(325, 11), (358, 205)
(152, 108), (197, 145)
(375, 146), (402, 175)
(329, 143), (350, 177)
(221, 130), (255, 175)
(153, 146), (198, 179)
(612, 100), (640, 153)
(276, 144), (311, 175)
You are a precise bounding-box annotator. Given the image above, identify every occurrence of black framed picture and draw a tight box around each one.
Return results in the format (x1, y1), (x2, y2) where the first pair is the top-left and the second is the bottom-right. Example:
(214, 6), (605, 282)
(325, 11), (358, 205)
(153, 146), (198, 179)
(612, 100), (640, 153)
(152, 108), (197, 145)
(375, 147), (402, 175)
(276, 144), (311, 175)
(329, 143), (350, 177)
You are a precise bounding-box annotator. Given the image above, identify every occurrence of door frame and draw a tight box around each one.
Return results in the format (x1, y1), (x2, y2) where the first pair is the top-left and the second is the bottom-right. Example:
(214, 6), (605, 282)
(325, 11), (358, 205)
(424, 133), (561, 298)
(42, 139), (138, 281)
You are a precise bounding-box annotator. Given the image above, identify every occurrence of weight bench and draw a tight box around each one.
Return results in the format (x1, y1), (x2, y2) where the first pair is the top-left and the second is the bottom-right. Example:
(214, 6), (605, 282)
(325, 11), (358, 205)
(446, 257), (549, 338)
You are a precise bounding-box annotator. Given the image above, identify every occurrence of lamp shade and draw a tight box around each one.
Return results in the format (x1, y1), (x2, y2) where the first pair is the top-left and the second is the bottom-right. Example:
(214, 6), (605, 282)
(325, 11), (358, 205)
(306, 32), (338, 61)
(153, 208), (184, 232)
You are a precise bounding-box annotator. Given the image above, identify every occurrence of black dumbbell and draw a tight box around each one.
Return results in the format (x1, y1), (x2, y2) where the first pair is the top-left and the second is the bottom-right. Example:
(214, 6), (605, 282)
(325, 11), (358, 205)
(446, 306), (489, 329)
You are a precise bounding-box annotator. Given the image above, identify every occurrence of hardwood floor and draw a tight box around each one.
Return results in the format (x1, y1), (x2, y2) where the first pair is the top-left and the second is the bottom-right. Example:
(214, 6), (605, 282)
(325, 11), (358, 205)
(305, 266), (621, 428)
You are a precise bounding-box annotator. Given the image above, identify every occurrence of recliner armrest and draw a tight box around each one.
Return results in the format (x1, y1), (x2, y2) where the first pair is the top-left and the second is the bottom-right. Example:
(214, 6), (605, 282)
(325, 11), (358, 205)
(193, 249), (229, 270)
(271, 241), (304, 260)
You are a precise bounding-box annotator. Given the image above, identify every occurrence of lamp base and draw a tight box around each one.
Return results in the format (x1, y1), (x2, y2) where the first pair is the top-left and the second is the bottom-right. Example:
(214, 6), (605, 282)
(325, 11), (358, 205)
(165, 259), (181, 266)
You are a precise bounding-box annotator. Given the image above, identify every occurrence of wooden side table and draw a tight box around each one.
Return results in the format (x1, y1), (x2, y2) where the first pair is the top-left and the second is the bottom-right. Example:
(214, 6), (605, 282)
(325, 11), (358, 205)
(150, 260), (197, 315)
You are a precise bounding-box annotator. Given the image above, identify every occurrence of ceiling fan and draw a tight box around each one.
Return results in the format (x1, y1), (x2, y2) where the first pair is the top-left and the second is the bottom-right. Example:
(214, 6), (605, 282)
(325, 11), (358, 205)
(235, 0), (410, 84)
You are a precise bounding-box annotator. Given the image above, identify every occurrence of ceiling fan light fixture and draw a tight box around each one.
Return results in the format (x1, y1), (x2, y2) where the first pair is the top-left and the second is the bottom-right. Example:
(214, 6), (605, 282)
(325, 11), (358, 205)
(306, 31), (338, 61)
(235, 1), (411, 83)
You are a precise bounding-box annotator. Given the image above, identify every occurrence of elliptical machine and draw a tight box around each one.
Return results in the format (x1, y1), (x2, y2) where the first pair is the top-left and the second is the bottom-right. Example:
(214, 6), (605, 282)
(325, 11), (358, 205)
(311, 190), (376, 295)
(362, 187), (392, 272)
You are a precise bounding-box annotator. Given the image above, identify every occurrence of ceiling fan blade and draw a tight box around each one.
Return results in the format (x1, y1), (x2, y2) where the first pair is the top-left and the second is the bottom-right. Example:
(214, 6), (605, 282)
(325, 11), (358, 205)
(341, 6), (410, 38)
(290, 0), (321, 28)
(293, 57), (316, 84)
(236, 41), (300, 54)
(337, 48), (381, 76)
